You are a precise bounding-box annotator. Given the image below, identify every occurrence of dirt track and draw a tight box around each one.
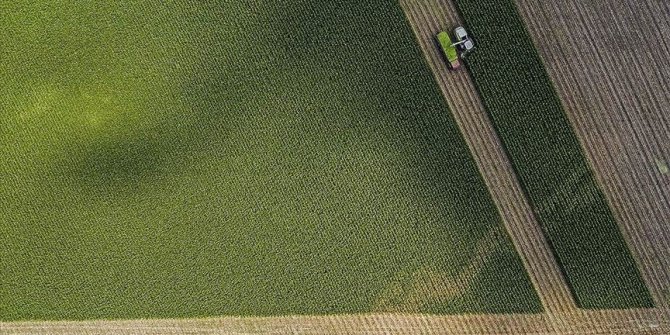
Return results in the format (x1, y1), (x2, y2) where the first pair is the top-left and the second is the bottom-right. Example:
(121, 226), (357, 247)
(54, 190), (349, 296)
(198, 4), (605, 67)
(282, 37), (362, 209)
(2, 309), (669, 335)
(399, 0), (576, 313)
(514, 0), (670, 308)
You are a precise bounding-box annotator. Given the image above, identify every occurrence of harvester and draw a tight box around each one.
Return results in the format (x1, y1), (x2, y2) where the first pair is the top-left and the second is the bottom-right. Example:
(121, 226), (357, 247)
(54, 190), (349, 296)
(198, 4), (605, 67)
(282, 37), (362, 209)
(436, 26), (475, 70)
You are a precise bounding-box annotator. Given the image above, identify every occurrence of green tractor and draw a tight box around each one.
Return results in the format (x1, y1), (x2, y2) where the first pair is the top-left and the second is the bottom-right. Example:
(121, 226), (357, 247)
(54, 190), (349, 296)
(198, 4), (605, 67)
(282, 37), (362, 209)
(436, 27), (475, 70)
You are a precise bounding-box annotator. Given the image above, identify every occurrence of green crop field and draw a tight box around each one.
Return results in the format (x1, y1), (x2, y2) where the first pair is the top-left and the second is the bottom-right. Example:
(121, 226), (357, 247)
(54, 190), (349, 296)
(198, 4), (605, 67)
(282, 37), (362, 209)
(0, 1), (541, 321)
(454, 0), (653, 309)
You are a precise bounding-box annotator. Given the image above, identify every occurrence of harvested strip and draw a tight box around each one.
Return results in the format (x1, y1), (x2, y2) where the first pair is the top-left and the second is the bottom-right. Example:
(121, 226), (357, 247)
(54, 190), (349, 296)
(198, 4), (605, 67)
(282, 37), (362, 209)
(514, 0), (670, 308)
(1, 309), (669, 334)
(454, 0), (654, 309)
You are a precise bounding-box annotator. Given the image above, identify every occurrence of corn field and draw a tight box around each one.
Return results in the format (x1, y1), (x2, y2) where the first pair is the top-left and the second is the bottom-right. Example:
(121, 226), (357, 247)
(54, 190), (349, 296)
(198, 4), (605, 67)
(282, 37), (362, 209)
(0, 0), (539, 321)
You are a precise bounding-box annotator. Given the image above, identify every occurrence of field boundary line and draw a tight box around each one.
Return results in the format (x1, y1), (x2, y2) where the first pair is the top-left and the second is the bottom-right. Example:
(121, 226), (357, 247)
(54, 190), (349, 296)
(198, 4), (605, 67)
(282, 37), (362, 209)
(2, 309), (669, 334)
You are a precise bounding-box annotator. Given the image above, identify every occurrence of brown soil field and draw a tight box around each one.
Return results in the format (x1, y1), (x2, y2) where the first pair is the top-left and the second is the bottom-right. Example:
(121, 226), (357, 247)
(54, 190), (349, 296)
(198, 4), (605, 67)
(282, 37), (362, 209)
(399, 0), (576, 313)
(2, 309), (669, 334)
(514, 0), (670, 308)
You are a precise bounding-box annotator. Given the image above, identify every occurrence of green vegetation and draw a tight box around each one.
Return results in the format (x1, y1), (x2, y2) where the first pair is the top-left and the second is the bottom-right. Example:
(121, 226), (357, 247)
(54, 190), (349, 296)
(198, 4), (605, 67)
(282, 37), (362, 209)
(0, 1), (541, 320)
(436, 31), (459, 65)
(454, 0), (653, 309)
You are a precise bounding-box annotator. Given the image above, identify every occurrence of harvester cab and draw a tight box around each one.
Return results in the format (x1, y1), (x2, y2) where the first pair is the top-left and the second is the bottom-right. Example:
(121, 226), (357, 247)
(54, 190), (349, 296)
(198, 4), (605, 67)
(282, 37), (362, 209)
(453, 26), (475, 57)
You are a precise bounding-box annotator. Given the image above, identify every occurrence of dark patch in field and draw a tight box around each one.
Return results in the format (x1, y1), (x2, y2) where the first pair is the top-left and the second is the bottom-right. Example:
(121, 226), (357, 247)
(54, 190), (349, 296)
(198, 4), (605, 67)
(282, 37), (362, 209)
(73, 135), (164, 190)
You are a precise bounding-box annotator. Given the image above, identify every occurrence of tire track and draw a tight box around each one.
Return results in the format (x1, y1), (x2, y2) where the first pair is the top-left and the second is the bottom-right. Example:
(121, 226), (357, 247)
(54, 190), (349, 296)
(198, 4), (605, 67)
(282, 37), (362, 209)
(399, 0), (576, 313)
(515, 0), (670, 308)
